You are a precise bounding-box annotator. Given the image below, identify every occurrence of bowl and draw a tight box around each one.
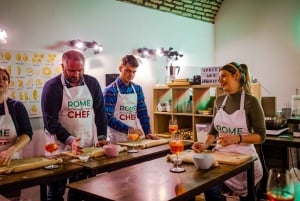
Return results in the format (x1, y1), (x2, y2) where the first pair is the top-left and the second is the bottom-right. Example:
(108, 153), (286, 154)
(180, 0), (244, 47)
(265, 117), (287, 130)
(103, 144), (120, 157)
(78, 154), (89, 162)
(193, 153), (214, 170)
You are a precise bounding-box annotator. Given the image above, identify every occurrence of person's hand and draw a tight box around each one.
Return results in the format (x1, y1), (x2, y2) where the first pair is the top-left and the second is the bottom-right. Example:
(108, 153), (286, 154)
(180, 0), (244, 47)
(137, 129), (143, 138)
(145, 134), (160, 140)
(96, 140), (109, 147)
(0, 149), (14, 166)
(71, 137), (83, 155)
(192, 142), (208, 153)
(216, 133), (238, 147)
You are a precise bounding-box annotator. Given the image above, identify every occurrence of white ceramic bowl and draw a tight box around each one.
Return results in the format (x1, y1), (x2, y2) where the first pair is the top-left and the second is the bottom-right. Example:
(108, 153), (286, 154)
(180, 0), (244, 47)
(103, 144), (120, 157)
(78, 154), (89, 162)
(193, 153), (214, 170)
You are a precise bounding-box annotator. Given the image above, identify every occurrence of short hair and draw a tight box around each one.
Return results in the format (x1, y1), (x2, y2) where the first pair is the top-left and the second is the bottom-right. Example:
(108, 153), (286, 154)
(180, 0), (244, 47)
(62, 50), (85, 66)
(121, 55), (139, 67)
(0, 67), (10, 83)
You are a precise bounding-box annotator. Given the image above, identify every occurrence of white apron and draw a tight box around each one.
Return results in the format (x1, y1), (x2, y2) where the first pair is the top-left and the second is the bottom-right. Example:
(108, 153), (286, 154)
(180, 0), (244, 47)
(108, 83), (143, 143)
(0, 99), (21, 159)
(46, 75), (96, 152)
(213, 91), (263, 197)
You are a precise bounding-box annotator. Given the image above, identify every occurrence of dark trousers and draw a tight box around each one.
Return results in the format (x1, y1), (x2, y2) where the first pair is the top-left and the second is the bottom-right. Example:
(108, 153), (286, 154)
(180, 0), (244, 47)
(204, 183), (227, 201)
(204, 182), (251, 201)
(47, 172), (87, 201)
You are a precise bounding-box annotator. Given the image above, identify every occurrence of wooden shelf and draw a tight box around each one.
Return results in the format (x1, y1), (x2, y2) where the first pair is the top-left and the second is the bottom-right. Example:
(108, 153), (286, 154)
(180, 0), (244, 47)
(152, 84), (222, 141)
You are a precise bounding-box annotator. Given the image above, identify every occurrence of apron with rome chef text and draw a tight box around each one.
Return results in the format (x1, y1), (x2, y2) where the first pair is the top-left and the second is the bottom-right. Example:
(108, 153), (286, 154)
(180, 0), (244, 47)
(108, 83), (143, 143)
(0, 98), (21, 159)
(213, 91), (263, 197)
(46, 75), (96, 152)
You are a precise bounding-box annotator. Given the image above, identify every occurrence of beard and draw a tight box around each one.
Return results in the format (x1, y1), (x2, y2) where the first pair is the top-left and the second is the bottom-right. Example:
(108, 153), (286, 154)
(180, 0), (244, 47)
(65, 75), (83, 85)
(69, 77), (81, 83)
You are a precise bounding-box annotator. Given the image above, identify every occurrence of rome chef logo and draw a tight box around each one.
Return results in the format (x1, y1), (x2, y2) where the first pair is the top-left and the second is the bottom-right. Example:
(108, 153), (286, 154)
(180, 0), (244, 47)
(0, 129), (11, 146)
(119, 105), (136, 120)
(67, 99), (92, 118)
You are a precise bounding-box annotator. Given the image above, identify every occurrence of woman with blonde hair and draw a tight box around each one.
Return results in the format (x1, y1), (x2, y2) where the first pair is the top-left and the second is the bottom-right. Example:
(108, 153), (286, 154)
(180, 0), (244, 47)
(192, 62), (266, 200)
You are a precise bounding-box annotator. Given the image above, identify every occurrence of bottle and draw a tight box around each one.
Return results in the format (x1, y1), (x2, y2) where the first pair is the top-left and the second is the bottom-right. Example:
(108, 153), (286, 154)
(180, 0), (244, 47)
(186, 95), (192, 113)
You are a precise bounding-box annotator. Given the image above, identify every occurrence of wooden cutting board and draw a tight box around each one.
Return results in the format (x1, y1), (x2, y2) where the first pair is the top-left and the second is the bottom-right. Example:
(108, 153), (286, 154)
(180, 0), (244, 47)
(210, 151), (252, 165)
(167, 150), (252, 165)
(117, 139), (169, 149)
(61, 147), (105, 158)
(61, 146), (127, 158)
(0, 157), (63, 174)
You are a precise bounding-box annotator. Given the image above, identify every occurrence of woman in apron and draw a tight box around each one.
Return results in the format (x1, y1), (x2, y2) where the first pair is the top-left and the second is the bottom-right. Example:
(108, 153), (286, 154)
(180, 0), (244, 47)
(192, 62), (266, 201)
(0, 67), (33, 199)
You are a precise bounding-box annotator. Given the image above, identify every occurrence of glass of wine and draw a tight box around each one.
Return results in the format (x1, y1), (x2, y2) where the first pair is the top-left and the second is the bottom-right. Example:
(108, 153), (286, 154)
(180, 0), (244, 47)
(128, 127), (140, 153)
(44, 134), (59, 169)
(267, 168), (294, 201)
(169, 119), (178, 135)
(169, 132), (185, 173)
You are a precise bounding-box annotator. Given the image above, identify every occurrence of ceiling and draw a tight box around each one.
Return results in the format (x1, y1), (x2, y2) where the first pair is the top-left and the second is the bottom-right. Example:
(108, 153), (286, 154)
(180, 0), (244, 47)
(117, 0), (224, 24)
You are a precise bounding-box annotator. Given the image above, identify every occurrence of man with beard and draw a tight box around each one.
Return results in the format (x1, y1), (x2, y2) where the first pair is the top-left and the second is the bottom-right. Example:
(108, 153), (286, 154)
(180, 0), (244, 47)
(41, 49), (107, 201)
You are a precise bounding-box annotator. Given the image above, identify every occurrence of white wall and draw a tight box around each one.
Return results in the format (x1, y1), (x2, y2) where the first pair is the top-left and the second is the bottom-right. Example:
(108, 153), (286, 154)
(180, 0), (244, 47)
(215, 0), (300, 111)
(0, 0), (215, 134)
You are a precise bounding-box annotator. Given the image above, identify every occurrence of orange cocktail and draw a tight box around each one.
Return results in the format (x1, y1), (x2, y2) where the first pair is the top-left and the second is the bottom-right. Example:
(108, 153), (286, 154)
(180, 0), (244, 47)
(169, 124), (178, 134)
(45, 143), (58, 154)
(128, 127), (140, 153)
(169, 140), (184, 155)
(169, 119), (178, 134)
(169, 132), (185, 173)
(128, 133), (139, 141)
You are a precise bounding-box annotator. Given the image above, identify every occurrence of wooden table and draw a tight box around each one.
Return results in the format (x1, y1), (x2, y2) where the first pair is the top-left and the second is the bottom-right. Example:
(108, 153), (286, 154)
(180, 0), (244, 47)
(67, 141), (192, 177)
(0, 160), (83, 201)
(0, 142), (191, 201)
(68, 156), (256, 201)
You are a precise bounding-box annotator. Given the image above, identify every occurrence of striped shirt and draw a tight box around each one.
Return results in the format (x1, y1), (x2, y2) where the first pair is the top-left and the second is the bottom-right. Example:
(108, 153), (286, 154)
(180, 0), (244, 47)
(103, 77), (151, 135)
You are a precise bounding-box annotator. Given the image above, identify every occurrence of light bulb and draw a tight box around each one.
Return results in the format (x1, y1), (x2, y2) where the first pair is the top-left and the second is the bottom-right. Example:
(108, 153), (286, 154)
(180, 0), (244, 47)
(74, 41), (84, 49)
(0, 29), (7, 44)
(156, 48), (164, 57)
